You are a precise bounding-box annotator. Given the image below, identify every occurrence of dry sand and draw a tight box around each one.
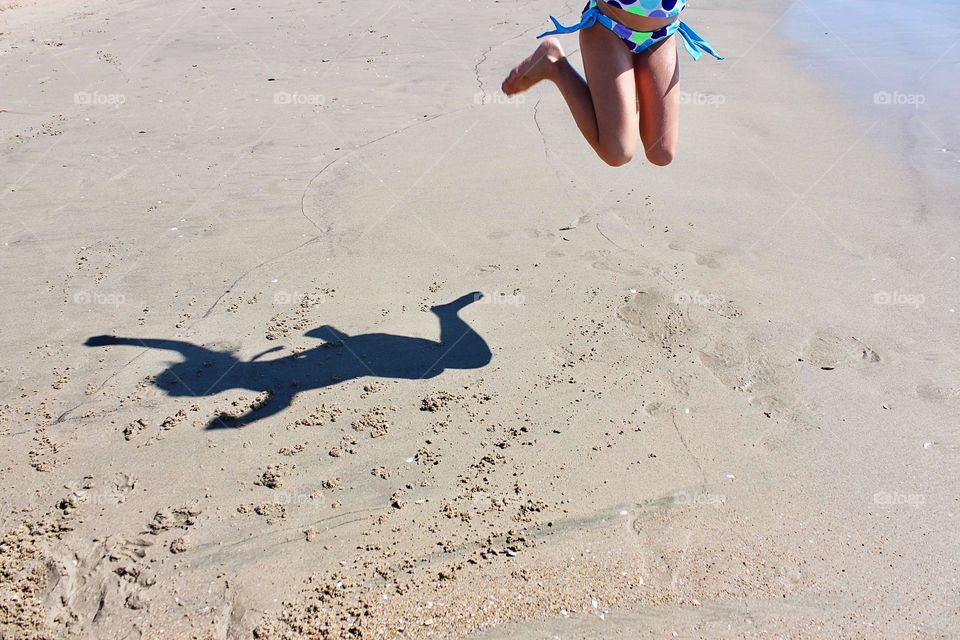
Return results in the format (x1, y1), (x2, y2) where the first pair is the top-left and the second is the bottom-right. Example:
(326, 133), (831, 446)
(1, 0), (958, 638)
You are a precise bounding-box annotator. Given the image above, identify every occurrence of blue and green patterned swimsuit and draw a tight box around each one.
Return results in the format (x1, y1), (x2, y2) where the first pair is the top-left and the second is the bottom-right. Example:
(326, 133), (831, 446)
(539, 0), (721, 60)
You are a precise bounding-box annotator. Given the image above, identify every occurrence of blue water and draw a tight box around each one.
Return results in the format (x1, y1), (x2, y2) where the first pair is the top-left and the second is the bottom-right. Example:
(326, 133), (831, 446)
(785, 0), (960, 168)
(784, 0), (960, 81)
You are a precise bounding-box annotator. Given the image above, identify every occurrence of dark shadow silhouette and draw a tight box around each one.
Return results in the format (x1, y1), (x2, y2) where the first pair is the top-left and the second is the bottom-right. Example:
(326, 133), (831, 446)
(85, 292), (491, 429)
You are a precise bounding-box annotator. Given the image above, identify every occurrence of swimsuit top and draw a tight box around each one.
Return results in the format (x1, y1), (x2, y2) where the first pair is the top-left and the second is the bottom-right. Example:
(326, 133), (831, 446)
(603, 0), (686, 19)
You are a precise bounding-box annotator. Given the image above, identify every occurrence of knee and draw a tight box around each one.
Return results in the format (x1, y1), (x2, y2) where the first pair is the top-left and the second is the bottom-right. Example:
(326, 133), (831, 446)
(645, 146), (675, 167)
(598, 144), (635, 168)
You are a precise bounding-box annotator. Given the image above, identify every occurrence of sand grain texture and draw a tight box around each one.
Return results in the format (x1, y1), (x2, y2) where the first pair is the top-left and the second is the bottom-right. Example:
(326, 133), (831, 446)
(1, 0), (958, 638)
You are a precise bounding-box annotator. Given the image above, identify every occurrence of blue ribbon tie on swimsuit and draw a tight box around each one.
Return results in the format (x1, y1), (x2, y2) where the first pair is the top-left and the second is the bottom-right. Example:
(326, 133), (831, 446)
(538, 0), (722, 60)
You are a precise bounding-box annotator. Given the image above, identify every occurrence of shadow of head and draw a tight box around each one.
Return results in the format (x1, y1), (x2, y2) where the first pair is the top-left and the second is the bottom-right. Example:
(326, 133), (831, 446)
(84, 291), (491, 429)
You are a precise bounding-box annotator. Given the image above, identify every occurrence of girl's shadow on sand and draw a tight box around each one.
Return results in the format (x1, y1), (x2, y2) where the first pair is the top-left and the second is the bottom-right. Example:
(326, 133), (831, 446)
(85, 292), (491, 430)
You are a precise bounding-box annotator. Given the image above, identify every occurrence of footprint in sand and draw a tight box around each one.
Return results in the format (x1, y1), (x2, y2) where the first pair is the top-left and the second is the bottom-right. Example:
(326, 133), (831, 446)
(44, 536), (156, 625)
(590, 258), (649, 276)
(667, 242), (744, 270)
(700, 350), (784, 407)
(577, 248), (650, 276)
(698, 328), (812, 424)
(801, 331), (881, 370)
(625, 491), (725, 587)
(617, 288), (693, 348)
(915, 381), (960, 403)
(644, 401), (673, 416)
(525, 227), (555, 239)
(486, 228), (558, 241)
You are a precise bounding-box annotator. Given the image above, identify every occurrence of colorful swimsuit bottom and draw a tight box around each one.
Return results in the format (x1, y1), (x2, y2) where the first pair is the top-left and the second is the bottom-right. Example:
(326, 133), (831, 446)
(539, 0), (722, 60)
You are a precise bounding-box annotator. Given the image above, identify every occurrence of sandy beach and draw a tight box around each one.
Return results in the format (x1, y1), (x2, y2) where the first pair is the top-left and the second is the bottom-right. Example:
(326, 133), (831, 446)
(1, 0), (958, 638)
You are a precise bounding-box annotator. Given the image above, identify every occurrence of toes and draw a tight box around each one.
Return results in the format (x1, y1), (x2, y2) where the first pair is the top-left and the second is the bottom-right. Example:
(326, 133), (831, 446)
(502, 71), (520, 94)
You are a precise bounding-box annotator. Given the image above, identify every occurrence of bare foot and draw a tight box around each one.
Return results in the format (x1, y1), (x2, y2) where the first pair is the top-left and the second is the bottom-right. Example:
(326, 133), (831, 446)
(501, 38), (565, 96)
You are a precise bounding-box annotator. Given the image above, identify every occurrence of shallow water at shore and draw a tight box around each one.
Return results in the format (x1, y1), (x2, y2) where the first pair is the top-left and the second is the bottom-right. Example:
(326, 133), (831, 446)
(785, 0), (960, 193)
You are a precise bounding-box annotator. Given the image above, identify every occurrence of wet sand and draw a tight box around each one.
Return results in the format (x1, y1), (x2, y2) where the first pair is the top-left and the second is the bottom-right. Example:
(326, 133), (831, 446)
(1, 0), (958, 638)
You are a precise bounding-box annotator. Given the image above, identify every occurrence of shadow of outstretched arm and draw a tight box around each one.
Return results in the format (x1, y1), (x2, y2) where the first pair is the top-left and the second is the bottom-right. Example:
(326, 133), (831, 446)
(304, 325), (350, 344)
(431, 291), (484, 313)
(85, 335), (217, 362)
(430, 291), (491, 370)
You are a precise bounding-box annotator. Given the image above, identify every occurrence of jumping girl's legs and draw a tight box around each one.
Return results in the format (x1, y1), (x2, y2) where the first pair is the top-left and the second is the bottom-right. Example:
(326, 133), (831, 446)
(502, 28), (682, 167)
(502, 31), (639, 167)
(576, 25), (641, 166)
(634, 36), (680, 166)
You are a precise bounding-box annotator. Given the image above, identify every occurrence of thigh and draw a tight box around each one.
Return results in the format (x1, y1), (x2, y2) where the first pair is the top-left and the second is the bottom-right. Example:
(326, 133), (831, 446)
(634, 35), (680, 158)
(579, 24), (640, 152)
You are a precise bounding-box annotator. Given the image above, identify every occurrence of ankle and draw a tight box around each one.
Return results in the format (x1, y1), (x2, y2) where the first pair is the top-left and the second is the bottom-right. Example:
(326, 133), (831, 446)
(546, 56), (569, 84)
